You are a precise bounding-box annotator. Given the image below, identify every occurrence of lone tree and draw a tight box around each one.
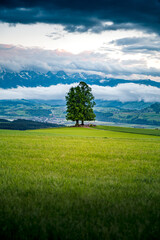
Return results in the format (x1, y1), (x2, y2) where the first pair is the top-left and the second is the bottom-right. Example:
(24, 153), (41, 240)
(66, 82), (96, 126)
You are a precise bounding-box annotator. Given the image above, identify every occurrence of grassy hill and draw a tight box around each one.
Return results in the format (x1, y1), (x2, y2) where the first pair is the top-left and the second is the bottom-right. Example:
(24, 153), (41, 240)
(0, 127), (160, 239)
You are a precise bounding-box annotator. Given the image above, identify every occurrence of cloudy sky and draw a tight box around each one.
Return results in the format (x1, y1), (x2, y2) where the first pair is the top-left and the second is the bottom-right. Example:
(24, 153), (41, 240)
(0, 0), (160, 101)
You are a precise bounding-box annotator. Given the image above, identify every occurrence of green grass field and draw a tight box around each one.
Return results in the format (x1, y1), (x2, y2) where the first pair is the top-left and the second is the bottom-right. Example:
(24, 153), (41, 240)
(0, 127), (160, 239)
(94, 125), (160, 136)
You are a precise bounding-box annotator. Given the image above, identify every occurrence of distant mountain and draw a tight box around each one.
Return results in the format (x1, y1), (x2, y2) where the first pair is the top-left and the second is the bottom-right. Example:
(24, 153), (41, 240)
(143, 103), (160, 114)
(95, 100), (152, 110)
(0, 70), (160, 89)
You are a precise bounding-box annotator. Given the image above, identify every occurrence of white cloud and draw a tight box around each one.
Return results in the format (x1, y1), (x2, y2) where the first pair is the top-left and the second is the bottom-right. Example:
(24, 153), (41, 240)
(0, 22), (160, 81)
(0, 23), (148, 54)
(0, 44), (160, 81)
(0, 83), (160, 102)
(92, 83), (160, 102)
(0, 84), (77, 100)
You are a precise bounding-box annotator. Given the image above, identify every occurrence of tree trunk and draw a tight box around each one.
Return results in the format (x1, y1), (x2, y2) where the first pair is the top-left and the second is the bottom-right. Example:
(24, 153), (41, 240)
(75, 120), (79, 126)
(81, 120), (84, 125)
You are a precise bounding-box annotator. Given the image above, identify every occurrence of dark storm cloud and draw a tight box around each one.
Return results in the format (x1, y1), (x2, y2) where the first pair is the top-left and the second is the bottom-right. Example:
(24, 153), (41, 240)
(111, 37), (146, 46)
(123, 45), (160, 53)
(46, 31), (65, 40)
(112, 36), (160, 53)
(0, 0), (160, 33)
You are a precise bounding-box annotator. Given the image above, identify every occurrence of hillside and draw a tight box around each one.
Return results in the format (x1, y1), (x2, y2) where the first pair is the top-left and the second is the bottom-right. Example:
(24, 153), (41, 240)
(0, 127), (160, 239)
(0, 99), (160, 127)
(95, 102), (160, 126)
(0, 99), (66, 124)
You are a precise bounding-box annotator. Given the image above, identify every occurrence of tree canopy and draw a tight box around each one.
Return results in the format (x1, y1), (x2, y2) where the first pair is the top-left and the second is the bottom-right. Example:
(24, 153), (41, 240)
(66, 82), (96, 125)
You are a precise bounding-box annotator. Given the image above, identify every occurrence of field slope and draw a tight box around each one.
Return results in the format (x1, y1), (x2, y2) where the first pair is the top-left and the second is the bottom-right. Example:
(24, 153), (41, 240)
(0, 127), (160, 240)
(94, 125), (160, 136)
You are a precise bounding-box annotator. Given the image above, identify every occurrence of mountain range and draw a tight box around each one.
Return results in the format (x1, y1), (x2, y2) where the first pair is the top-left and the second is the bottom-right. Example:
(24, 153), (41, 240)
(0, 70), (160, 127)
(0, 70), (160, 89)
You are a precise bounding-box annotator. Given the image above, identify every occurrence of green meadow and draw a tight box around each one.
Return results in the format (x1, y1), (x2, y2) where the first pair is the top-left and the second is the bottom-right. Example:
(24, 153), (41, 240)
(0, 127), (160, 239)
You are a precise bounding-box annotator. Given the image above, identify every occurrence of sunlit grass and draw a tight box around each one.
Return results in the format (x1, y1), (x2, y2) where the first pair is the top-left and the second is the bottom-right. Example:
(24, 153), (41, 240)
(0, 127), (160, 239)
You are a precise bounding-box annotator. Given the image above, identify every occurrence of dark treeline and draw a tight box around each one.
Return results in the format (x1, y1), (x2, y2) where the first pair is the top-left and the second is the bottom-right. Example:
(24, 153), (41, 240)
(0, 119), (64, 130)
